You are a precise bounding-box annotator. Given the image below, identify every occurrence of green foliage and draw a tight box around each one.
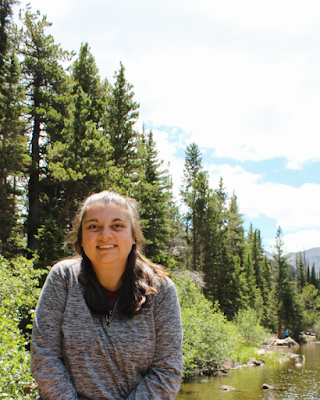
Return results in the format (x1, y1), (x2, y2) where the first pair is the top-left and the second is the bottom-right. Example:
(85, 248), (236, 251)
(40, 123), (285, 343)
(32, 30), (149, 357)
(173, 272), (241, 376)
(72, 42), (108, 125)
(46, 86), (115, 226)
(300, 284), (320, 329)
(272, 227), (303, 339)
(180, 142), (207, 271)
(34, 216), (67, 275)
(133, 130), (172, 266)
(0, 2), (28, 257)
(0, 256), (44, 398)
(296, 252), (307, 293)
(233, 308), (266, 346)
(18, 6), (72, 252)
(105, 62), (139, 171)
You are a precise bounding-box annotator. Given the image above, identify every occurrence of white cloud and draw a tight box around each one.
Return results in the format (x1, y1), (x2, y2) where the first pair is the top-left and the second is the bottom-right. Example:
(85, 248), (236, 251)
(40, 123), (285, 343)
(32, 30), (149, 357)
(207, 164), (320, 231)
(270, 230), (320, 254)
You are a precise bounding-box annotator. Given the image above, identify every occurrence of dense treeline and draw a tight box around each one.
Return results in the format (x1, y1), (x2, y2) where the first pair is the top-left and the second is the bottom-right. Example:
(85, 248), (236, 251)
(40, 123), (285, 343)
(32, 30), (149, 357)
(1, 2), (320, 397)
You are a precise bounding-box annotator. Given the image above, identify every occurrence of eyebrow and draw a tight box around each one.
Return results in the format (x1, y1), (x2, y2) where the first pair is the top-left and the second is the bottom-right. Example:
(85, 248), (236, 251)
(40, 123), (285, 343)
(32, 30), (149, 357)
(84, 217), (126, 224)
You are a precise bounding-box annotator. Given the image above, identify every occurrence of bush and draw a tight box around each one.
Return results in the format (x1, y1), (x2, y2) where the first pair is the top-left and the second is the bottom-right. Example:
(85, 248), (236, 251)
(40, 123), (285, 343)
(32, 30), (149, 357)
(233, 308), (266, 346)
(173, 271), (241, 377)
(0, 256), (44, 399)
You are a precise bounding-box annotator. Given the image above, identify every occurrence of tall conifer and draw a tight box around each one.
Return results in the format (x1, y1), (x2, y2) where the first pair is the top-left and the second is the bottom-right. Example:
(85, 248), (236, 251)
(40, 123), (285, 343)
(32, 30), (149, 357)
(133, 130), (171, 265)
(272, 227), (302, 338)
(105, 62), (139, 171)
(296, 252), (307, 293)
(46, 86), (114, 229)
(18, 7), (71, 253)
(72, 42), (108, 125)
(0, 0), (27, 256)
(180, 143), (204, 270)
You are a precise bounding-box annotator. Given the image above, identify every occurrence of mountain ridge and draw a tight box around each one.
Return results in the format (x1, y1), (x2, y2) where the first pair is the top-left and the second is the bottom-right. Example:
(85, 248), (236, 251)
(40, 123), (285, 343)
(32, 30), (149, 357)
(264, 247), (320, 273)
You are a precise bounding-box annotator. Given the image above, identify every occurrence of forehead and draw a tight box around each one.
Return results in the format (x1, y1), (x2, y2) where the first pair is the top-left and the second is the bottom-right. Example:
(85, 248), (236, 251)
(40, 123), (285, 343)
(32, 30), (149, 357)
(83, 202), (131, 221)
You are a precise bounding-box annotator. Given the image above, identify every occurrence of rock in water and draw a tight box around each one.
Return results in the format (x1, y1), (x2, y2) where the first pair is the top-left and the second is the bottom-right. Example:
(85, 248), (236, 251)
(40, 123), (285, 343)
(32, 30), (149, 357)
(220, 385), (236, 391)
(262, 383), (285, 391)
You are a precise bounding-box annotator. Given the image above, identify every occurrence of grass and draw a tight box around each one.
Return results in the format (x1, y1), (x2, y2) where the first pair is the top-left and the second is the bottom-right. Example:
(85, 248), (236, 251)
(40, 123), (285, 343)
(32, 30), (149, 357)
(231, 345), (283, 365)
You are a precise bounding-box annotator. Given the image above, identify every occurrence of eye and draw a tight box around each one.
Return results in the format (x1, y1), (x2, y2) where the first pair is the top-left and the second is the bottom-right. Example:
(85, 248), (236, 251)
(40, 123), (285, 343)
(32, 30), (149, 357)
(88, 224), (99, 230)
(113, 223), (124, 229)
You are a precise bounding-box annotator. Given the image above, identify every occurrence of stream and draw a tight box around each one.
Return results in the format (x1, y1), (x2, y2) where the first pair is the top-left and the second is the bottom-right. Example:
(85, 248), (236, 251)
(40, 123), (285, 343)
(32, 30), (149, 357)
(177, 343), (320, 399)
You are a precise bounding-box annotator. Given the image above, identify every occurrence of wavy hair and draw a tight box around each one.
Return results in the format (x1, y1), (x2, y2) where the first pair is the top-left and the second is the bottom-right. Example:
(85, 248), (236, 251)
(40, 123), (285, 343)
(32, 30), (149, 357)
(67, 190), (168, 317)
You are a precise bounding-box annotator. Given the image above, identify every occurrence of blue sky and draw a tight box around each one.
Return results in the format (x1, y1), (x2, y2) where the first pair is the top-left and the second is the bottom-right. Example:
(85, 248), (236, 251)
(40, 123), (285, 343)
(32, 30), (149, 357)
(15, 0), (320, 253)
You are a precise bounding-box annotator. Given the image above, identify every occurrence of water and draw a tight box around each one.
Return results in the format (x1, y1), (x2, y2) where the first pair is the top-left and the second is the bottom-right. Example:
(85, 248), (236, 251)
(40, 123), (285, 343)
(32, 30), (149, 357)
(177, 344), (320, 399)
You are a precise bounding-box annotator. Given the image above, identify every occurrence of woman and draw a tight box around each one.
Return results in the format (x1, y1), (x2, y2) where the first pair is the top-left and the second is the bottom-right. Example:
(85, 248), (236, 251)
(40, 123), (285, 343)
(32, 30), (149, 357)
(31, 191), (183, 399)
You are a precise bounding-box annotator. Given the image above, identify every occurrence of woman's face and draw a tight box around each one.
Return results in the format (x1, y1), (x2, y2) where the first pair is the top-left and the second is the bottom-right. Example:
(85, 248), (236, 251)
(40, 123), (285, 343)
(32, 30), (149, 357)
(81, 202), (135, 283)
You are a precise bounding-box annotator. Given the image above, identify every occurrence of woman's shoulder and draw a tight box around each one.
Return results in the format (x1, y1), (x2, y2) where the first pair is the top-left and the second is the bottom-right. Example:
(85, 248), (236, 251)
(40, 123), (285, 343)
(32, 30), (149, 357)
(153, 275), (178, 302)
(49, 257), (82, 281)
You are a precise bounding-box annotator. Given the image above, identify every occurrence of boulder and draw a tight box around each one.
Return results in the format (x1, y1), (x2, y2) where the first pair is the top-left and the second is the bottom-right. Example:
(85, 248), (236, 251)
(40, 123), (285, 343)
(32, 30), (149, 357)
(213, 371), (228, 377)
(247, 358), (264, 366)
(264, 337), (299, 348)
(220, 359), (241, 369)
(220, 385), (236, 392)
(262, 383), (285, 391)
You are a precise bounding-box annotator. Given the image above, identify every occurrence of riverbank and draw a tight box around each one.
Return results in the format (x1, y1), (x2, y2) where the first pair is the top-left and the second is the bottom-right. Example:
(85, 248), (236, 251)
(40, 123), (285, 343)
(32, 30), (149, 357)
(178, 343), (319, 400)
(182, 345), (281, 380)
(182, 340), (308, 381)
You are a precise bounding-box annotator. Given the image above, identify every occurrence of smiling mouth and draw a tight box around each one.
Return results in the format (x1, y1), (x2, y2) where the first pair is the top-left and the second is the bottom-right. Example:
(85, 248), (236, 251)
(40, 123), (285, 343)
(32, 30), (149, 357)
(98, 245), (116, 249)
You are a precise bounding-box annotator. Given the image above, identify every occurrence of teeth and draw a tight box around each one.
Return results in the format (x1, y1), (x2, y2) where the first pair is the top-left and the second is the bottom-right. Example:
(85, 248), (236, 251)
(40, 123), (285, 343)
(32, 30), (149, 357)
(99, 245), (115, 249)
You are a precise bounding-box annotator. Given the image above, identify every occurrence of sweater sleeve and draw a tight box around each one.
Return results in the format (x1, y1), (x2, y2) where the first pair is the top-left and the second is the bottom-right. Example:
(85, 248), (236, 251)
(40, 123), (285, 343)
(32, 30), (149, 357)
(127, 278), (183, 400)
(31, 262), (78, 400)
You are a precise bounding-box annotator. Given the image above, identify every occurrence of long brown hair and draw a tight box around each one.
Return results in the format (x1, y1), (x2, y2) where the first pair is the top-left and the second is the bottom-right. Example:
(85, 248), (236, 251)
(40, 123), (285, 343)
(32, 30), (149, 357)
(67, 191), (168, 317)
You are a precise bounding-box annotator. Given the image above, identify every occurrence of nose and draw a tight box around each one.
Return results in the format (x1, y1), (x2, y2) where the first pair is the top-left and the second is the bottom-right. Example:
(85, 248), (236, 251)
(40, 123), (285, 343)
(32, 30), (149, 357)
(99, 225), (113, 238)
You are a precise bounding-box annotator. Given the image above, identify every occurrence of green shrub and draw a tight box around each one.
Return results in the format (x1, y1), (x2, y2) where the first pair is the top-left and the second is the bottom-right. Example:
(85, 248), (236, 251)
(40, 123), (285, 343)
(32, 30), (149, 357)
(233, 307), (266, 346)
(0, 256), (44, 399)
(173, 271), (241, 376)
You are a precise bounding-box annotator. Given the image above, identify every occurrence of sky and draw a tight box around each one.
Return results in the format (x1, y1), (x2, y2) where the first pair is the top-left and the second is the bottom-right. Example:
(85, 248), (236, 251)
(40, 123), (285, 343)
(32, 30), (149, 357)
(15, 0), (320, 254)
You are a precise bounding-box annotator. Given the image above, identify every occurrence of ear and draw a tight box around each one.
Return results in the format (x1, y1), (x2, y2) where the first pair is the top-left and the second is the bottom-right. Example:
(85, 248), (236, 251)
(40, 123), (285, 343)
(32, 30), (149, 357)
(132, 238), (136, 245)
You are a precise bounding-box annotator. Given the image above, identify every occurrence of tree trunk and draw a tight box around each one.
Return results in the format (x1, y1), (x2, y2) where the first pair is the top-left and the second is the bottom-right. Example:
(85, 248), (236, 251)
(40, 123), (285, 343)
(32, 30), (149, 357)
(58, 191), (72, 229)
(0, 131), (6, 251)
(193, 210), (196, 270)
(27, 111), (40, 255)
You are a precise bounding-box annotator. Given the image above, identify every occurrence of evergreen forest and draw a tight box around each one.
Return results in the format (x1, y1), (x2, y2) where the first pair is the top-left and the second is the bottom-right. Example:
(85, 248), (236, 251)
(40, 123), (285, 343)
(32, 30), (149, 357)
(1, 2), (320, 397)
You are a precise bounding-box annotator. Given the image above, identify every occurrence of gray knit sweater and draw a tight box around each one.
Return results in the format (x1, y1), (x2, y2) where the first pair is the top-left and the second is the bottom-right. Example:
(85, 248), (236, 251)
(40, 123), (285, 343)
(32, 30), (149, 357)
(31, 259), (183, 400)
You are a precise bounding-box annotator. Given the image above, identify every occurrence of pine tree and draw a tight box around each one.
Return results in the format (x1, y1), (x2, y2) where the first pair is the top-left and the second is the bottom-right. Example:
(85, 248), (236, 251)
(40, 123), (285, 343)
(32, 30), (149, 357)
(272, 227), (303, 339)
(180, 143), (205, 270)
(262, 255), (273, 293)
(0, 0), (27, 256)
(0, 51), (27, 256)
(46, 86), (114, 230)
(246, 226), (264, 289)
(212, 178), (231, 314)
(243, 253), (257, 308)
(166, 186), (186, 270)
(310, 264), (317, 287)
(72, 42), (108, 125)
(104, 62), (139, 171)
(0, 0), (17, 75)
(193, 170), (211, 270)
(296, 252), (307, 293)
(132, 130), (172, 265)
(306, 265), (310, 284)
(223, 192), (248, 316)
(18, 7), (71, 254)
(226, 192), (245, 257)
